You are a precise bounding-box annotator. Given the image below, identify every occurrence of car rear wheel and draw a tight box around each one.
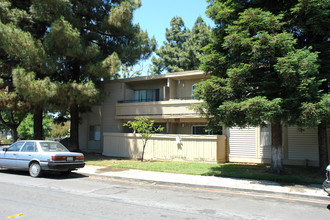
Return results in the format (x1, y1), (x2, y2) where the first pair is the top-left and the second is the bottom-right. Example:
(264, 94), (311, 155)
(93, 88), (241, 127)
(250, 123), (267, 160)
(29, 162), (42, 177)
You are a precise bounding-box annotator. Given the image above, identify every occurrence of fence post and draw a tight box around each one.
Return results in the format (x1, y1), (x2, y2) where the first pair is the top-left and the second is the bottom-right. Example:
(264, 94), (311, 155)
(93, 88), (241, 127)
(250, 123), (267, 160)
(217, 135), (227, 163)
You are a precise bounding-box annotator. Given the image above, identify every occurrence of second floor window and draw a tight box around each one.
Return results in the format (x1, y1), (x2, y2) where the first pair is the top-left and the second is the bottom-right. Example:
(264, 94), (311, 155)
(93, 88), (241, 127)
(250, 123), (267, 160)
(134, 89), (160, 102)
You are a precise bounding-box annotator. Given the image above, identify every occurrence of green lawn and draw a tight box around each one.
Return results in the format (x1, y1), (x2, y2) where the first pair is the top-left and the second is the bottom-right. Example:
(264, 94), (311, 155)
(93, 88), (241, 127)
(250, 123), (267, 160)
(84, 153), (324, 185)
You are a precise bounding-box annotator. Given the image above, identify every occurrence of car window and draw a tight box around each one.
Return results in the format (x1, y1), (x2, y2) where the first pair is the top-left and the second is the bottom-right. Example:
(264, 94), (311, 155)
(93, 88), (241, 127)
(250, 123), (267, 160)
(7, 142), (25, 152)
(21, 142), (37, 152)
(40, 142), (69, 152)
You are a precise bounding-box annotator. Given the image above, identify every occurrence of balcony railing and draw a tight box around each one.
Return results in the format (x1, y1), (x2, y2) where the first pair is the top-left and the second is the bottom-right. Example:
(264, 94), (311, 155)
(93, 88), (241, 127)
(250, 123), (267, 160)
(118, 96), (198, 104)
(115, 98), (202, 119)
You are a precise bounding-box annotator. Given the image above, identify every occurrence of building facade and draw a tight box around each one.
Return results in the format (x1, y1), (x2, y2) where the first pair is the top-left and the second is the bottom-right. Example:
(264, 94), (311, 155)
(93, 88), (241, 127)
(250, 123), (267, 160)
(79, 70), (329, 166)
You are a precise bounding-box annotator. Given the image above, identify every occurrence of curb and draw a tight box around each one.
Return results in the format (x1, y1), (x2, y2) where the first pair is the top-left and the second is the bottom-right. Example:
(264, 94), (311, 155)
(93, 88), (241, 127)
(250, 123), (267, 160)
(75, 171), (330, 202)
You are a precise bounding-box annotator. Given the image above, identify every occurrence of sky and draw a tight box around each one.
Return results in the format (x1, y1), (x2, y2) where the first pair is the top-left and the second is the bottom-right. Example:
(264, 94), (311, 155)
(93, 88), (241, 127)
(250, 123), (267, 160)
(134, 0), (213, 46)
(132, 0), (214, 72)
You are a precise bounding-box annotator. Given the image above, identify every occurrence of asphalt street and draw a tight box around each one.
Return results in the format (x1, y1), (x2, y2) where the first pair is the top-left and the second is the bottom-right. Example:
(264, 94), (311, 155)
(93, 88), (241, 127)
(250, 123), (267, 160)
(1, 169), (330, 220)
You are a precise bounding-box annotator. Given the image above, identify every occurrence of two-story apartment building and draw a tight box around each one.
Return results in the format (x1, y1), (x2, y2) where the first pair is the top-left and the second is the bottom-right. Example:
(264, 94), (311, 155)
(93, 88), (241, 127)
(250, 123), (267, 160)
(79, 70), (329, 166)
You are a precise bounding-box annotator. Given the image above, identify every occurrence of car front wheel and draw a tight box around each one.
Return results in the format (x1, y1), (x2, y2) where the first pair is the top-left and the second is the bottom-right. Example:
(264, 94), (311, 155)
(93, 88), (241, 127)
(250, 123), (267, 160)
(29, 162), (42, 177)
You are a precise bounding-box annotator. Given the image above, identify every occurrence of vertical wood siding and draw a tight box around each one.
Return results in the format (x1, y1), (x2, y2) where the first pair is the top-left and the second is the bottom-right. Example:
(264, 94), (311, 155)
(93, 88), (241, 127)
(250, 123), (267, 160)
(226, 127), (256, 158)
(287, 127), (319, 161)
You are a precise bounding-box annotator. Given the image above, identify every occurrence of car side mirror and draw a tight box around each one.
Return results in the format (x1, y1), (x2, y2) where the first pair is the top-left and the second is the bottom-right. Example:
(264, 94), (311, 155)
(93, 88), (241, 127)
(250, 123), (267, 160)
(2, 148), (8, 152)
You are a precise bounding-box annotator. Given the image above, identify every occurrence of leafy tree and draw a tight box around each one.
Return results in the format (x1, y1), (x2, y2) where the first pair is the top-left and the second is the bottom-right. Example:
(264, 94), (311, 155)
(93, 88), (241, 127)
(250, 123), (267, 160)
(290, 0), (329, 171)
(0, 0), (155, 149)
(200, 0), (329, 171)
(0, 110), (26, 142)
(50, 121), (70, 139)
(151, 16), (211, 74)
(124, 117), (164, 162)
(0, 77), (28, 141)
(194, 7), (323, 174)
(18, 113), (53, 140)
(299, 94), (330, 170)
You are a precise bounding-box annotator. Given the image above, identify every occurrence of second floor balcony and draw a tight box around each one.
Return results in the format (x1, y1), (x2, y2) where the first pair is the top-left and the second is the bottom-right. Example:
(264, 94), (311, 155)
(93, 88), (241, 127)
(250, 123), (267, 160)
(115, 98), (202, 120)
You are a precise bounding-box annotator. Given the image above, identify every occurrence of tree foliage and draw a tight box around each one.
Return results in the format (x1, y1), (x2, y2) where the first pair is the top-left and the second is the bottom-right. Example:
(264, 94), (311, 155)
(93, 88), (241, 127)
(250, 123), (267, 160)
(195, 4), (323, 173)
(18, 113), (53, 140)
(151, 16), (211, 74)
(0, 0), (155, 147)
(50, 121), (70, 139)
(199, 0), (329, 171)
(124, 117), (164, 162)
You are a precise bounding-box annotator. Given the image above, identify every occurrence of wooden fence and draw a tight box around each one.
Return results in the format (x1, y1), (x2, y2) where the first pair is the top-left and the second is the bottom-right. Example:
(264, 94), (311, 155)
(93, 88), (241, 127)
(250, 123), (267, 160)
(103, 133), (226, 163)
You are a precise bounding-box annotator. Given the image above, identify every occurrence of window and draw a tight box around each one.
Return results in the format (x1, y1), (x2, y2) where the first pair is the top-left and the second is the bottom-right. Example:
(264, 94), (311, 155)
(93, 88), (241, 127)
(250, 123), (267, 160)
(7, 142), (25, 151)
(89, 125), (101, 141)
(133, 89), (160, 102)
(192, 85), (197, 95)
(40, 142), (69, 152)
(192, 125), (222, 135)
(153, 123), (166, 134)
(21, 142), (37, 152)
(260, 125), (271, 147)
(192, 125), (208, 135)
(191, 85), (198, 99)
(123, 123), (166, 134)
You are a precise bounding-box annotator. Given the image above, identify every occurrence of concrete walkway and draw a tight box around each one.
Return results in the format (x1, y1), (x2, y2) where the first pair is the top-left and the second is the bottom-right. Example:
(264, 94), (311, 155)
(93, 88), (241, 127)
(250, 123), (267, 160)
(76, 165), (330, 201)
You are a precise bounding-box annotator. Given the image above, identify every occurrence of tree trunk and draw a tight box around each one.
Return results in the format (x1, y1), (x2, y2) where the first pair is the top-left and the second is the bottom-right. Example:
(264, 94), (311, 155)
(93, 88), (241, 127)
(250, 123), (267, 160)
(318, 121), (329, 172)
(70, 104), (79, 151)
(270, 122), (283, 174)
(11, 128), (18, 142)
(33, 106), (43, 140)
(141, 143), (146, 162)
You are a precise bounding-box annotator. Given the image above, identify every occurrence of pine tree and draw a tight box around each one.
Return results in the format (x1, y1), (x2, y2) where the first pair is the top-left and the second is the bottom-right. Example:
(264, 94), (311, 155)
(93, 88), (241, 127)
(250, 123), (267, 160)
(151, 16), (211, 74)
(0, 0), (45, 140)
(0, 0), (155, 148)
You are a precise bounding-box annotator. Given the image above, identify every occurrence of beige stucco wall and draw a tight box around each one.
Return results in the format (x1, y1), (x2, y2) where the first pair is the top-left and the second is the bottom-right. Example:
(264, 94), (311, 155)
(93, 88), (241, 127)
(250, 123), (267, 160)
(103, 133), (226, 163)
(79, 105), (103, 152)
(175, 78), (200, 99)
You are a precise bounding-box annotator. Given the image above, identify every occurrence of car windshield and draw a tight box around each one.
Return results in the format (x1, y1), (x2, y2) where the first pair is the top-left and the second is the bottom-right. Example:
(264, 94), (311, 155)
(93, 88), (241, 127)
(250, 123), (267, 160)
(40, 142), (70, 152)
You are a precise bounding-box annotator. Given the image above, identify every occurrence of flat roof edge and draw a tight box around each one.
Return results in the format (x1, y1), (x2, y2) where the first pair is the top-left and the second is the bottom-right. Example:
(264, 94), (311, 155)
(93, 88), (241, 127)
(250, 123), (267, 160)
(109, 70), (205, 83)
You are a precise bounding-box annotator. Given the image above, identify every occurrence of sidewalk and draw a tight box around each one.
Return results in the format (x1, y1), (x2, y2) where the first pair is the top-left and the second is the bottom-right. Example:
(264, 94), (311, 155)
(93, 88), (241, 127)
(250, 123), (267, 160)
(76, 165), (330, 201)
(76, 166), (330, 202)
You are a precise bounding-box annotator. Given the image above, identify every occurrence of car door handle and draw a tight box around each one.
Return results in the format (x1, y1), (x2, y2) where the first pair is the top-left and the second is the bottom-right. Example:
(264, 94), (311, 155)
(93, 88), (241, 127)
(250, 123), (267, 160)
(13, 154), (16, 156)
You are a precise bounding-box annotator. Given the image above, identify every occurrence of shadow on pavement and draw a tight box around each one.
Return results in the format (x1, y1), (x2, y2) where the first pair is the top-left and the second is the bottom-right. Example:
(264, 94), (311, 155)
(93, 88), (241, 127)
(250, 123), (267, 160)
(0, 168), (88, 180)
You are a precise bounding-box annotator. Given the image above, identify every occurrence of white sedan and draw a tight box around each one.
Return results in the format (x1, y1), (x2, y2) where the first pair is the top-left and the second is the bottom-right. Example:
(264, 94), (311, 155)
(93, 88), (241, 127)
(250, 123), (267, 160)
(0, 140), (85, 177)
